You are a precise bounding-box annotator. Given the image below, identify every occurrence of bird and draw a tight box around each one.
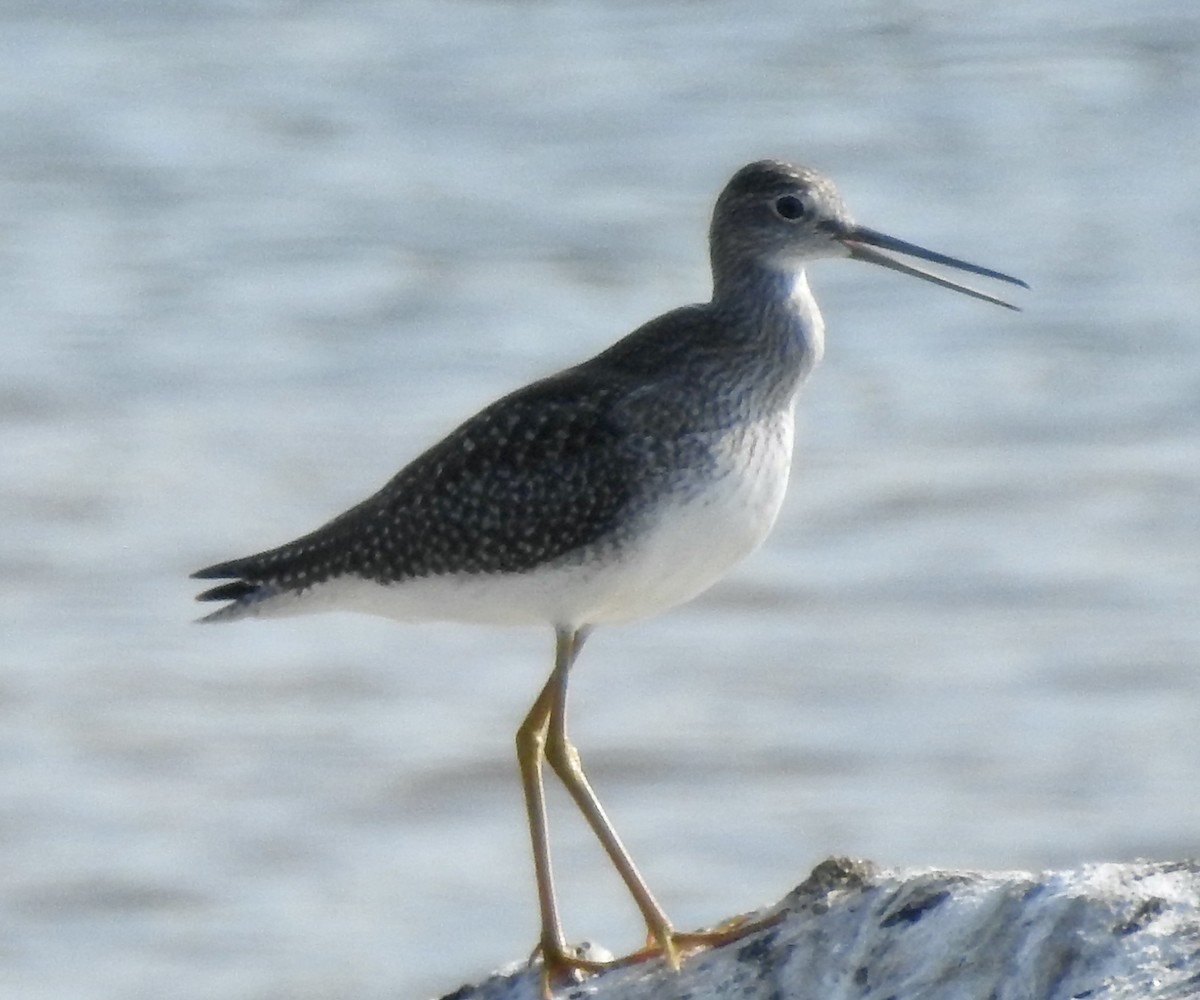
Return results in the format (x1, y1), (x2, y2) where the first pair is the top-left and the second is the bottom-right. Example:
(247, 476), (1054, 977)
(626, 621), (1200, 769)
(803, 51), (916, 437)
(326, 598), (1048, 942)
(192, 159), (1026, 993)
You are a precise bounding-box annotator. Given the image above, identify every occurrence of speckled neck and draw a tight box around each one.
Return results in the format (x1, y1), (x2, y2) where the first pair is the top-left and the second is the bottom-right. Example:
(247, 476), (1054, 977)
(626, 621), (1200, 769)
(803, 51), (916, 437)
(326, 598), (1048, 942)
(709, 259), (825, 411)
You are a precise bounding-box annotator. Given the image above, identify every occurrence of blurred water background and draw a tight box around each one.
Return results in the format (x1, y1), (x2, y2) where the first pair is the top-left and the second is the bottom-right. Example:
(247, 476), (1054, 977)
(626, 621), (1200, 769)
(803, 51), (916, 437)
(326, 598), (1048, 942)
(1, 2), (1198, 998)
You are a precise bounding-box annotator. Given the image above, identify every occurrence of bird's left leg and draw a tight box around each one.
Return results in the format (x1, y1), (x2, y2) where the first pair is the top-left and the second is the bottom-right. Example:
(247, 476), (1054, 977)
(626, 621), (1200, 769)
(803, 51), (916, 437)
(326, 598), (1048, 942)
(542, 626), (680, 970)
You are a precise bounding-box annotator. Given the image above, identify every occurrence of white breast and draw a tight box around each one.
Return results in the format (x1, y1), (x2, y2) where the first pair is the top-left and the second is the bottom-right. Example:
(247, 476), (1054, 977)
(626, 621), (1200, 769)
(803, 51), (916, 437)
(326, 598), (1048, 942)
(575, 410), (794, 624)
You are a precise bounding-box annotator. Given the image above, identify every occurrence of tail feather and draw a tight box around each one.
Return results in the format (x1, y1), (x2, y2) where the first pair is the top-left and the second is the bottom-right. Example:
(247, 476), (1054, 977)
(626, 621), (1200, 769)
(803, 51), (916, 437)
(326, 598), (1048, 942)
(194, 579), (258, 604)
(192, 554), (259, 582)
(191, 556), (280, 621)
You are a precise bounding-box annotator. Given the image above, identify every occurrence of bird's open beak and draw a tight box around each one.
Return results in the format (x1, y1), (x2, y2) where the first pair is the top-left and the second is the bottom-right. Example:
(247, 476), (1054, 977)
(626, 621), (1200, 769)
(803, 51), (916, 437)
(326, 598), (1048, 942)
(837, 224), (1028, 310)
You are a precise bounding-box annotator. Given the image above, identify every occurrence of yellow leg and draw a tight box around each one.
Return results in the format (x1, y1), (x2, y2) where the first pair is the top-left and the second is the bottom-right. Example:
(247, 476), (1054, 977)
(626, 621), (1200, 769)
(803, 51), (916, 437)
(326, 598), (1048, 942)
(542, 628), (680, 971)
(518, 627), (778, 996)
(515, 630), (607, 997)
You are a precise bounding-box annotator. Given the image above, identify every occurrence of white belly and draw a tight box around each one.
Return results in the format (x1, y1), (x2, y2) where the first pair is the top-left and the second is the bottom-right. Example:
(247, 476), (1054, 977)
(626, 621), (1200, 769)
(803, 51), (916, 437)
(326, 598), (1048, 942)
(568, 412), (795, 625)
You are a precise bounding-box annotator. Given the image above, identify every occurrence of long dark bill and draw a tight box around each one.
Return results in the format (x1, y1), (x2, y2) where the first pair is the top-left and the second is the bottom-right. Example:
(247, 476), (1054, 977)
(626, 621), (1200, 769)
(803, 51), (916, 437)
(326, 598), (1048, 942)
(840, 224), (1029, 311)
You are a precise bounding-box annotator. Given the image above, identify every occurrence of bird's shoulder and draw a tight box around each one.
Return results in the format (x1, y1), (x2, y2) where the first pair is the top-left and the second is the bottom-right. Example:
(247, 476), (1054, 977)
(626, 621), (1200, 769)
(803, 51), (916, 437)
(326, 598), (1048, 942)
(384, 302), (727, 496)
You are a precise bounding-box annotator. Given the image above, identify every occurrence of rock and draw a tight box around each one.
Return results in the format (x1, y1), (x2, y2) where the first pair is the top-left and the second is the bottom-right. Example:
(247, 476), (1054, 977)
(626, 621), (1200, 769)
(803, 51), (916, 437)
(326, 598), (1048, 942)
(436, 857), (1200, 1000)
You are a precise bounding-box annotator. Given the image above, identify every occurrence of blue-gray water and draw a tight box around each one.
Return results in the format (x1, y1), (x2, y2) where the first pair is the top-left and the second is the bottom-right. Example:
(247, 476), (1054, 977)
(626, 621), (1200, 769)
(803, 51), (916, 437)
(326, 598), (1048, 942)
(2, 3), (1198, 999)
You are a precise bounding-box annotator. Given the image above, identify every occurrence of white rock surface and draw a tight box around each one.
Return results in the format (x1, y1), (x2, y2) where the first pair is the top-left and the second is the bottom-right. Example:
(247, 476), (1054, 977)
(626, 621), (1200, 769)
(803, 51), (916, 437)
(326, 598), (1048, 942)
(435, 857), (1200, 1000)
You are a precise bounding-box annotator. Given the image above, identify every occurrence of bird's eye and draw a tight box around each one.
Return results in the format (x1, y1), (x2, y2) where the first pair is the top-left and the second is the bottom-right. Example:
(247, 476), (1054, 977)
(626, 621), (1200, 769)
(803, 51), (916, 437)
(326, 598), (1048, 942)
(773, 194), (807, 221)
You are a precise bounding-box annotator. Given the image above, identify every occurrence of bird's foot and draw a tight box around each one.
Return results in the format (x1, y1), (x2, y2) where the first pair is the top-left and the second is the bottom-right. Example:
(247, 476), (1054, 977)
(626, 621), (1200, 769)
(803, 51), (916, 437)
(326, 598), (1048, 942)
(624, 908), (787, 968)
(529, 939), (612, 999)
(530, 911), (785, 996)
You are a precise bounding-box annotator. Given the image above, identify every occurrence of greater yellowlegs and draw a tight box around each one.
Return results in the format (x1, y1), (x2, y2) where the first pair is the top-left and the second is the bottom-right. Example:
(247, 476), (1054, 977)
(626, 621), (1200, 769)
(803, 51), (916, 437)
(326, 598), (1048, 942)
(193, 159), (1026, 992)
